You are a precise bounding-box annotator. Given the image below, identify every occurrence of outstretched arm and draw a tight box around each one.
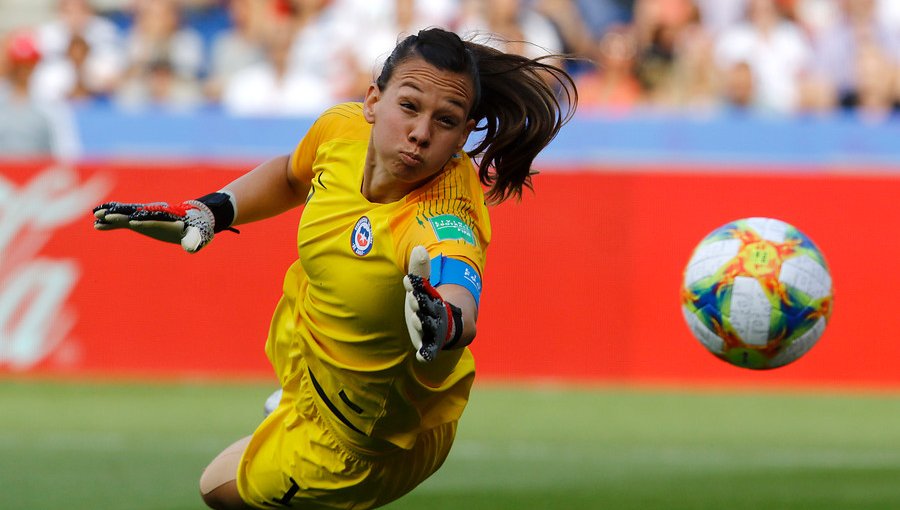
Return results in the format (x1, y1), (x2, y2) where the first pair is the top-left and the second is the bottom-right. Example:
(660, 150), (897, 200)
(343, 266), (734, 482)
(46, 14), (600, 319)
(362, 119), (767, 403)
(93, 152), (311, 252)
(225, 153), (311, 226)
(404, 246), (478, 362)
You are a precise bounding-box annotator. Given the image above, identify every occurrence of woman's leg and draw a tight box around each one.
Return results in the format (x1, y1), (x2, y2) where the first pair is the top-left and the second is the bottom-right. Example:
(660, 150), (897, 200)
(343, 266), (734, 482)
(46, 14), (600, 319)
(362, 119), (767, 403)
(199, 435), (255, 510)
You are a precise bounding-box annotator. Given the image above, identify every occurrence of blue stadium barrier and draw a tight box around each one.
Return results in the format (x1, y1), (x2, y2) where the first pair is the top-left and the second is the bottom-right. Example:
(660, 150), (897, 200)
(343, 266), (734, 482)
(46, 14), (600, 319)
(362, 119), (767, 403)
(74, 106), (900, 169)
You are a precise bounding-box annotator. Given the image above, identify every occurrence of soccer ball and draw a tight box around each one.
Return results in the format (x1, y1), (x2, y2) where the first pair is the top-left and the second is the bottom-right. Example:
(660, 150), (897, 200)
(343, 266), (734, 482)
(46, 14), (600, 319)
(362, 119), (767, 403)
(681, 218), (833, 369)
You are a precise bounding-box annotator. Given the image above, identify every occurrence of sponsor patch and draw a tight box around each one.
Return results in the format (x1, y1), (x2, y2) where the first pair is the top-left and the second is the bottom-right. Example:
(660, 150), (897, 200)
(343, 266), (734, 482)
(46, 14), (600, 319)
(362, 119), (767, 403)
(428, 214), (475, 245)
(351, 216), (373, 256)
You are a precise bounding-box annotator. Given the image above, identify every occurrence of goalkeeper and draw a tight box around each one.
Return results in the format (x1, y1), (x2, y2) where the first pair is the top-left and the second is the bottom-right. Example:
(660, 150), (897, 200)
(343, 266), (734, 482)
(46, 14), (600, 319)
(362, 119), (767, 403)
(94, 28), (576, 510)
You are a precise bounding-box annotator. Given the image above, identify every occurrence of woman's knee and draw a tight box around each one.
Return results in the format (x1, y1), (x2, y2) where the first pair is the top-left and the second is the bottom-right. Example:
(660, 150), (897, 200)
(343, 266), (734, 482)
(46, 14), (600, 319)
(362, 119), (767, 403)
(200, 436), (253, 509)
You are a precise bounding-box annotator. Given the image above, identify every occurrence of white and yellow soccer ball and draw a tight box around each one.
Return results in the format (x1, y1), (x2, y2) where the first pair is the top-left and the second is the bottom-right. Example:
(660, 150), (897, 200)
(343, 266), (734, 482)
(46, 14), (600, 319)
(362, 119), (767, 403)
(681, 218), (833, 370)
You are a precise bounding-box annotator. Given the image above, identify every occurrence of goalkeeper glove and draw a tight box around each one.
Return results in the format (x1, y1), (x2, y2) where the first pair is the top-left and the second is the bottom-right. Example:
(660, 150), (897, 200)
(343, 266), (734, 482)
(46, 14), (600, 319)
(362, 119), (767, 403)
(403, 246), (464, 363)
(92, 191), (237, 253)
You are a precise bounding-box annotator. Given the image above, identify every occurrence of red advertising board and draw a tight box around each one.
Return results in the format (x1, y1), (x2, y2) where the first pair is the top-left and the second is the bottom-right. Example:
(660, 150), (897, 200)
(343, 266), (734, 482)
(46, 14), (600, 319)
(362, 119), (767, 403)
(1, 161), (898, 389)
(1, 161), (296, 379)
(481, 168), (899, 389)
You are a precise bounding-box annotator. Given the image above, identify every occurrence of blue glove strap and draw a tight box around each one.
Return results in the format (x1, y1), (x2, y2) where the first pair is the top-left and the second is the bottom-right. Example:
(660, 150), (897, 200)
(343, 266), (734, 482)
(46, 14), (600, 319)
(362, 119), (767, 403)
(429, 255), (482, 307)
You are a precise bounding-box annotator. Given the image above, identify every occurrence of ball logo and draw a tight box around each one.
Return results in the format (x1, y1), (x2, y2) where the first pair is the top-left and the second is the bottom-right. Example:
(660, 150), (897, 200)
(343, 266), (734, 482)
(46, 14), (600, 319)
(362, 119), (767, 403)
(351, 216), (374, 256)
(681, 217), (832, 370)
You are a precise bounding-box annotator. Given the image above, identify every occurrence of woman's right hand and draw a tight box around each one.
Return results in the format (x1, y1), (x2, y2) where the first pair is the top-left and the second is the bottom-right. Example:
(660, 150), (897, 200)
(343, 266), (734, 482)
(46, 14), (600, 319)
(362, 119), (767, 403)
(92, 200), (216, 253)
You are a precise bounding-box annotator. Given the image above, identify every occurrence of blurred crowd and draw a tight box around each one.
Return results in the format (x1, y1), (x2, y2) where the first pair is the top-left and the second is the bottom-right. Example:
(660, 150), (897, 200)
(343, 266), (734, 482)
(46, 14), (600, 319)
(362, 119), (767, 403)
(2, 0), (900, 157)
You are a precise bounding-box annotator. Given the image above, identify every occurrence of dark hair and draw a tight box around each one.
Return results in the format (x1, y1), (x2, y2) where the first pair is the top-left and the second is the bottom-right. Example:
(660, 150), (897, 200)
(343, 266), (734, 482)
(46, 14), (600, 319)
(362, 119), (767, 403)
(376, 28), (578, 204)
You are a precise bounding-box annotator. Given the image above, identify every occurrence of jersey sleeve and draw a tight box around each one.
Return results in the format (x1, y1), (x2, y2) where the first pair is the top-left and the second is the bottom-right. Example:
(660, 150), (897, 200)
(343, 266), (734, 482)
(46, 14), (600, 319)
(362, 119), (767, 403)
(289, 103), (367, 185)
(396, 156), (491, 306)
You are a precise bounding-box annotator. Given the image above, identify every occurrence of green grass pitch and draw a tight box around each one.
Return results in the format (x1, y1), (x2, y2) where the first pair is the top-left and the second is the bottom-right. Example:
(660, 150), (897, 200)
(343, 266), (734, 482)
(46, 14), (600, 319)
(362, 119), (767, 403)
(0, 379), (898, 510)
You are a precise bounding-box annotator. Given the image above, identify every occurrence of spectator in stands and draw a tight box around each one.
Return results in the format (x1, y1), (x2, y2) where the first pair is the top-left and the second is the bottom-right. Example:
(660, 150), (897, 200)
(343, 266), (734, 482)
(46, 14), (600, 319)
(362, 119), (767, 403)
(714, 0), (815, 114)
(793, 0), (840, 40)
(663, 20), (722, 113)
(794, 71), (838, 117)
(806, 0), (900, 107)
(327, 0), (460, 101)
(692, 0), (748, 36)
(123, 0), (206, 82)
(783, 0), (840, 117)
(36, 0), (121, 63)
(533, 0), (597, 63)
(456, 0), (565, 62)
(720, 60), (756, 112)
(632, 0), (696, 50)
(0, 30), (81, 160)
(204, 0), (271, 103)
(567, 0), (635, 40)
(282, 0), (358, 101)
(575, 24), (644, 113)
(115, 56), (204, 111)
(61, 34), (95, 101)
(630, 0), (698, 105)
(31, 31), (114, 103)
(221, 18), (331, 115)
(30, 0), (124, 103)
(841, 39), (900, 121)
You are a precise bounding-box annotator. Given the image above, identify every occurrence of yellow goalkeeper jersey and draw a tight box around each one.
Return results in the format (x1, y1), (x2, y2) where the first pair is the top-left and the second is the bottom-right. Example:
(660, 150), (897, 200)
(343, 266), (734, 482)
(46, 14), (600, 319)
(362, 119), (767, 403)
(264, 103), (490, 449)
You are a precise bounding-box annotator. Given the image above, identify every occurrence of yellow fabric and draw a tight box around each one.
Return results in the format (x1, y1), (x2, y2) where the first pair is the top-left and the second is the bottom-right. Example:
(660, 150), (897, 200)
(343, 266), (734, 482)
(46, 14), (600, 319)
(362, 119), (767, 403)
(236, 358), (457, 509)
(237, 103), (490, 508)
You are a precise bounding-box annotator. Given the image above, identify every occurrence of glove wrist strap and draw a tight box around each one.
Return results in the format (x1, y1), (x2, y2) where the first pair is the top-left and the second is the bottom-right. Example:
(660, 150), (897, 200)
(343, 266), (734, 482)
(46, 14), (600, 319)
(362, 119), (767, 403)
(195, 191), (238, 233)
(442, 302), (464, 350)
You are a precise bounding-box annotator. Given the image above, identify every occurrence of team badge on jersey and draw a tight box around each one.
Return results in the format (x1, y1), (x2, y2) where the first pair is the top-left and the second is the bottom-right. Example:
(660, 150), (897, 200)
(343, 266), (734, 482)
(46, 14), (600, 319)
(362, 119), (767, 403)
(351, 216), (374, 256)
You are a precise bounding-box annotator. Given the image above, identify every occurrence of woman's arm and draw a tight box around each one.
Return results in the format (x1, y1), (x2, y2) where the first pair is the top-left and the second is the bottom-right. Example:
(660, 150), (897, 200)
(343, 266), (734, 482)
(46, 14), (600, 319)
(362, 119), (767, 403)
(92, 152), (312, 252)
(435, 284), (477, 349)
(225, 153), (311, 226)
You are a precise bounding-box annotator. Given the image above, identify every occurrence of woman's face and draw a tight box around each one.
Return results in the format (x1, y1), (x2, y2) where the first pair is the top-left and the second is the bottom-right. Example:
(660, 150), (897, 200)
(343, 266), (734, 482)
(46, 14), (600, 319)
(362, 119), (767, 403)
(363, 57), (476, 191)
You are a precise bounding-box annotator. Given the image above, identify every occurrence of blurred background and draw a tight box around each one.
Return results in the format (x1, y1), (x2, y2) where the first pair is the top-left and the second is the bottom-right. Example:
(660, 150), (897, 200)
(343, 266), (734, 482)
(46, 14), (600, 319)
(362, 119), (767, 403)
(3, 0), (900, 160)
(2, 1), (900, 509)
(6, 0), (900, 384)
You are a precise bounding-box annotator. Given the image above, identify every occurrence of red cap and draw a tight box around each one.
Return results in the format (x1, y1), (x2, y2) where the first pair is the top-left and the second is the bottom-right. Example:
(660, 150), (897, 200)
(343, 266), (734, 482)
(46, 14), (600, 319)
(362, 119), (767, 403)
(6, 32), (41, 64)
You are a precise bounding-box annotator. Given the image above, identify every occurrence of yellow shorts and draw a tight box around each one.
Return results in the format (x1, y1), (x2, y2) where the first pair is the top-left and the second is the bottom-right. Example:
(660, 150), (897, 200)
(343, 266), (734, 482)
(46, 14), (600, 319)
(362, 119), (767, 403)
(236, 360), (457, 509)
